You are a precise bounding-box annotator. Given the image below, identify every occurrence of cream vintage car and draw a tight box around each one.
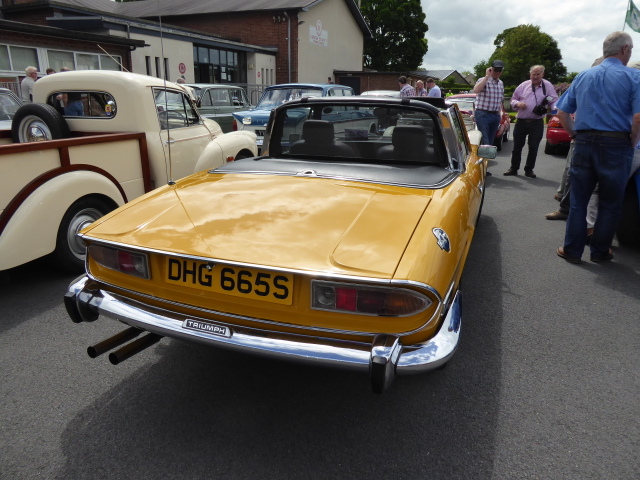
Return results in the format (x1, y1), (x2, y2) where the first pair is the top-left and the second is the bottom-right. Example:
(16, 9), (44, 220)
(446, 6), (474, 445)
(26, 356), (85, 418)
(65, 96), (496, 393)
(1, 71), (257, 273)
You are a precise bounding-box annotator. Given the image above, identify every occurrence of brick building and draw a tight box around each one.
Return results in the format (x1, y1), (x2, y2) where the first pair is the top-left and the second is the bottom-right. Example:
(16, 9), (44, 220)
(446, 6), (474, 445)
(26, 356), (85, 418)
(0, 0), (370, 92)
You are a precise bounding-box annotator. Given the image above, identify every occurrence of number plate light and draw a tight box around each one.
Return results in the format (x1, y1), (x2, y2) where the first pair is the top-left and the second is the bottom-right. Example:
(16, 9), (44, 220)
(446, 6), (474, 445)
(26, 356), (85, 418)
(89, 245), (149, 279)
(311, 281), (431, 316)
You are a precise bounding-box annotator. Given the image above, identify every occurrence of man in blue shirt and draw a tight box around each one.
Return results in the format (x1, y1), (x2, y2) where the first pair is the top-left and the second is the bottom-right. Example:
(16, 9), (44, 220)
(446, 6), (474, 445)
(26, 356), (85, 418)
(556, 31), (640, 263)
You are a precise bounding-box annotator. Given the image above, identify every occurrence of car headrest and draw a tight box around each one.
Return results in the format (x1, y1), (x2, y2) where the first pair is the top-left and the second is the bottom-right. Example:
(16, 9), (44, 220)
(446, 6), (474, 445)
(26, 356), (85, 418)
(302, 120), (335, 143)
(392, 125), (428, 149)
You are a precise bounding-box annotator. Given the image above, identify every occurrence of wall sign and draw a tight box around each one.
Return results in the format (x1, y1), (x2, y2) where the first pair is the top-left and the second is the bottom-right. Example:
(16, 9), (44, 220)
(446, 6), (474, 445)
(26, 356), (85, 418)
(309, 20), (328, 47)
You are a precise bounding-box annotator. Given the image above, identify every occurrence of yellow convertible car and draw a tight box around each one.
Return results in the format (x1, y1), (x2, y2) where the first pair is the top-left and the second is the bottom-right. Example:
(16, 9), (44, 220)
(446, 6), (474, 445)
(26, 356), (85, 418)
(65, 96), (496, 393)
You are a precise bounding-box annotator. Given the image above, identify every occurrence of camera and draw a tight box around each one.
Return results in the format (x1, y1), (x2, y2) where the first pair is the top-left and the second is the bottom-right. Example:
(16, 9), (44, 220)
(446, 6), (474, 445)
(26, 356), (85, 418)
(532, 96), (554, 116)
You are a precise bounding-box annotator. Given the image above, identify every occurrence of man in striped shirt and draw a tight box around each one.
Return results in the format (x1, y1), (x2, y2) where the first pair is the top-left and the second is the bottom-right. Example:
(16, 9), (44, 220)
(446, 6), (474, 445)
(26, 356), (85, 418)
(473, 59), (505, 146)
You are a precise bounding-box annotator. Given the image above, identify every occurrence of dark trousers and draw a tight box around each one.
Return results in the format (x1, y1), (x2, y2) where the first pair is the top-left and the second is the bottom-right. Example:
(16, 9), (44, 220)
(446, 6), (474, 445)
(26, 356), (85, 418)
(564, 133), (633, 259)
(510, 118), (544, 171)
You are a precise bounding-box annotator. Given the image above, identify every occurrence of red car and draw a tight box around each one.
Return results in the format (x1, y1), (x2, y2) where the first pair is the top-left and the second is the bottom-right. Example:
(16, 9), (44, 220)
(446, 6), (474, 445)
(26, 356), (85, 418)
(545, 114), (572, 154)
(446, 93), (511, 150)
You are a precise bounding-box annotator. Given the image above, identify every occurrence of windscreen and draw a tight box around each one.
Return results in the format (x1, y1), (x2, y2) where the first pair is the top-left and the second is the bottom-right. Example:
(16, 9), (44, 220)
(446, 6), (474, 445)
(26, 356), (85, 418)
(269, 102), (447, 166)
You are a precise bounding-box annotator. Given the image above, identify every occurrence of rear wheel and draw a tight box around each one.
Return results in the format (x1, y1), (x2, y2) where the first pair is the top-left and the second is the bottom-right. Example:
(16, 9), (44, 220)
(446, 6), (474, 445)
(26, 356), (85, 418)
(11, 103), (70, 143)
(617, 179), (640, 246)
(50, 198), (114, 273)
(544, 141), (556, 155)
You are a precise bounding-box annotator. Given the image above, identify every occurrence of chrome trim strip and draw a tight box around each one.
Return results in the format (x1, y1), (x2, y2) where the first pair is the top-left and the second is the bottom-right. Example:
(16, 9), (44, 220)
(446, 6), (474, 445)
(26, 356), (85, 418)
(67, 276), (462, 375)
(207, 170), (457, 190)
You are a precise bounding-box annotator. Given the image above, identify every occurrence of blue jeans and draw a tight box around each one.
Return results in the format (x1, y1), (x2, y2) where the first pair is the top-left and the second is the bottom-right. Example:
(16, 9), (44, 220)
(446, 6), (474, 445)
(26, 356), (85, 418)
(475, 109), (500, 145)
(64, 101), (84, 116)
(564, 133), (633, 259)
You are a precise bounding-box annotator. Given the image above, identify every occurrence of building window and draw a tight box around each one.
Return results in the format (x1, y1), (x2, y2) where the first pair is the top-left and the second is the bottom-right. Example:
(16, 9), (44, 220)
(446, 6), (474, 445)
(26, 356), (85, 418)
(0, 45), (11, 70)
(10, 46), (39, 71)
(47, 49), (122, 72)
(194, 44), (245, 84)
(155, 57), (161, 78)
(145, 56), (152, 76)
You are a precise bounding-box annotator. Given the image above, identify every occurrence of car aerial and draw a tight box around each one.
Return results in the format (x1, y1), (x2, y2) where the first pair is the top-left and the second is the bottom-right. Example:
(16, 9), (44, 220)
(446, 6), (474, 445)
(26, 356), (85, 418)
(231, 83), (354, 150)
(359, 90), (401, 98)
(65, 95), (497, 393)
(186, 84), (252, 133)
(0, 87), (22, 137)
(544, 113), (572, 155)
(446, 93), (511, 150)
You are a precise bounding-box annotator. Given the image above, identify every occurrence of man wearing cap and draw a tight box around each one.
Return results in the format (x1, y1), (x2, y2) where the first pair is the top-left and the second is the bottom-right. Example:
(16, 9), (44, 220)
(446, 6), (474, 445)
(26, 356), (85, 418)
(504, 65), (558, 178)
(473, 60), (505, 148)
(555, 31), (640, 264)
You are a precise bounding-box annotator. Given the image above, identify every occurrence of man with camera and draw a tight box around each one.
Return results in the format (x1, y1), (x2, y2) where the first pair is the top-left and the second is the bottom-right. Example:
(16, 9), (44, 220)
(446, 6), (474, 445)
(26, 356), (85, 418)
(504, 65), (558, 178)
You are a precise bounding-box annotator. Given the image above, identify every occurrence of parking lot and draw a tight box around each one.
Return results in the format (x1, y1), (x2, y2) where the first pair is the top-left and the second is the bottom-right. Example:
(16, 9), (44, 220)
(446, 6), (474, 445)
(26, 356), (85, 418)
(1, 136), (638, 479)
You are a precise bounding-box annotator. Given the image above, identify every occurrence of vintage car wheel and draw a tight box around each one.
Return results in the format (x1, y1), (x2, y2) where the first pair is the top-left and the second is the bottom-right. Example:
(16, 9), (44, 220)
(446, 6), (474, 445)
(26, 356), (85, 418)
(616, 179), (640, 246)
(50, 198), (114, 273)
(11, 103), (71, 143)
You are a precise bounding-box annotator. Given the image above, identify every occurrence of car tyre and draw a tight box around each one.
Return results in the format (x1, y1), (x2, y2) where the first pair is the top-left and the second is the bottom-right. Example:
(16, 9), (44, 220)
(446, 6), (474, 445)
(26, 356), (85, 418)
(50, 197), (114, 273)
(544, 141), (556, 155)
(616, 179), (640, 246)
(11, 103), (71, 143)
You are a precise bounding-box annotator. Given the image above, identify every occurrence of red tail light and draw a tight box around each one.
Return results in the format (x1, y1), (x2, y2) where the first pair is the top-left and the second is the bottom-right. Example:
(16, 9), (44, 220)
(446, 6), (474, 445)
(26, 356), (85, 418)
(232, 119), (238, 131)
(548, 117), (562, 128)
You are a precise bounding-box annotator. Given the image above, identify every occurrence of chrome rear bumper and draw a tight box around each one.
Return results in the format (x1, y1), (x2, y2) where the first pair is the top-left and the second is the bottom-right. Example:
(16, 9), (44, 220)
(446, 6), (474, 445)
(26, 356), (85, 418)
(65, 275), (461, 392)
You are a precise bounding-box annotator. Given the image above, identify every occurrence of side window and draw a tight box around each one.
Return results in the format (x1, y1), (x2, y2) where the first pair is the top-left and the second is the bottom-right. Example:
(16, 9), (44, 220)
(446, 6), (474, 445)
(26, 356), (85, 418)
(231, 89), (247, 106)
(155, 89), (200, 130)
(201, 90), (213, 107)
(47, 91), (116, 118)
(212, 89), (232, 106)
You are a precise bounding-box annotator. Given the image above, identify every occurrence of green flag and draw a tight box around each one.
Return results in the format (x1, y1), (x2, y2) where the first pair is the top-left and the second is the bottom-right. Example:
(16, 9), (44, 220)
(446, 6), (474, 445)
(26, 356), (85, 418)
(627, 0), (640, 32)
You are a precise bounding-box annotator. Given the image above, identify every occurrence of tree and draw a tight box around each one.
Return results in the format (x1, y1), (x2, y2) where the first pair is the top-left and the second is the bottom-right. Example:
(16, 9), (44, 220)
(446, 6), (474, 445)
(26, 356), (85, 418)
(360, 0), (428, 71)
(474, 25), (567, 85)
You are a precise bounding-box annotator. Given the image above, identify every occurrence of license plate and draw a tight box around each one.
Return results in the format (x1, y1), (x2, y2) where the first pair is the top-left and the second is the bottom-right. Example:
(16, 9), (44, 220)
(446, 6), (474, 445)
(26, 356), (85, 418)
(165, 257), (293, 305)
(182, 319), (231, 337)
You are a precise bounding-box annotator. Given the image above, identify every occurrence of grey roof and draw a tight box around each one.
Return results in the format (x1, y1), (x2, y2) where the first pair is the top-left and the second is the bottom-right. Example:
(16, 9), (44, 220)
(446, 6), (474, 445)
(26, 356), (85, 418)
(45, 0), (371, 37)
(417, 70), (457, 80)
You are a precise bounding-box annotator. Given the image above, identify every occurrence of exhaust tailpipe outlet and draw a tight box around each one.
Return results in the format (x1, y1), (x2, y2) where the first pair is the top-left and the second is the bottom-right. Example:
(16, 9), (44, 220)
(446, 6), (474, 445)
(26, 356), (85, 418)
(87, 327), (143, 358)
(108, 333), (163, 365)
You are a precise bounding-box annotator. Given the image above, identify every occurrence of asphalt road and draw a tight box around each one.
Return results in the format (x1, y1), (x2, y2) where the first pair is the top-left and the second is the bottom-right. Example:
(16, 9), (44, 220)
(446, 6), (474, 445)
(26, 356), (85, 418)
(1, 136), (639, 480)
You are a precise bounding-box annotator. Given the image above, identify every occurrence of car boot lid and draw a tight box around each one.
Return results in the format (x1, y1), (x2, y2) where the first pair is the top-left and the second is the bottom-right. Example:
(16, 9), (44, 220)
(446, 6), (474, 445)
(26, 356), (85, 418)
(80, 172), (431, 278)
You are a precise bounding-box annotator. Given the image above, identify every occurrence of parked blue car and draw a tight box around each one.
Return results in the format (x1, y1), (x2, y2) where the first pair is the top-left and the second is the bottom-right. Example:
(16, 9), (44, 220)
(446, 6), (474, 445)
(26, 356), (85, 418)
(232, 83), (354, 150)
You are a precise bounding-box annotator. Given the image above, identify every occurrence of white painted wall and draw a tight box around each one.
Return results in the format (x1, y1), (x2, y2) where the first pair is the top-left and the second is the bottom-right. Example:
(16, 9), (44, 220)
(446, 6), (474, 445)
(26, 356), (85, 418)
(297, 0), (364, 83)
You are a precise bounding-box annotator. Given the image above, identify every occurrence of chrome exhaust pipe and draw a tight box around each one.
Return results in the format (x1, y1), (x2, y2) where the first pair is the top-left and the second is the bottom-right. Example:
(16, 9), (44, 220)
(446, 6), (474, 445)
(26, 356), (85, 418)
(108, 333), (163, 365)
(87, 327), (142, 358)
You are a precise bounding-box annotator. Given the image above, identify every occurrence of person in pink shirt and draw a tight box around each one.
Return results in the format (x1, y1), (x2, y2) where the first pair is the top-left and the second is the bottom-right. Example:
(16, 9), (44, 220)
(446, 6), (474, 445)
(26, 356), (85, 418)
(504, 65), (558, 178)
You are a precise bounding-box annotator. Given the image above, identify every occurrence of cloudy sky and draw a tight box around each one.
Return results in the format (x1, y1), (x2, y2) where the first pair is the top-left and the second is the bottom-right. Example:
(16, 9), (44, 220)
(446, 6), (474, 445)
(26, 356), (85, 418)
(421, 0), (640, 74)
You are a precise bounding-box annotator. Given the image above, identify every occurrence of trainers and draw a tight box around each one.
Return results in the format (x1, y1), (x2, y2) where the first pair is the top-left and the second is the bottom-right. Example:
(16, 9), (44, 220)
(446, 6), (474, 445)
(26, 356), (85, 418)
(503, 169), (517, 176)
(545, 210), (568, 220)
(524, 170), (537, 178)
